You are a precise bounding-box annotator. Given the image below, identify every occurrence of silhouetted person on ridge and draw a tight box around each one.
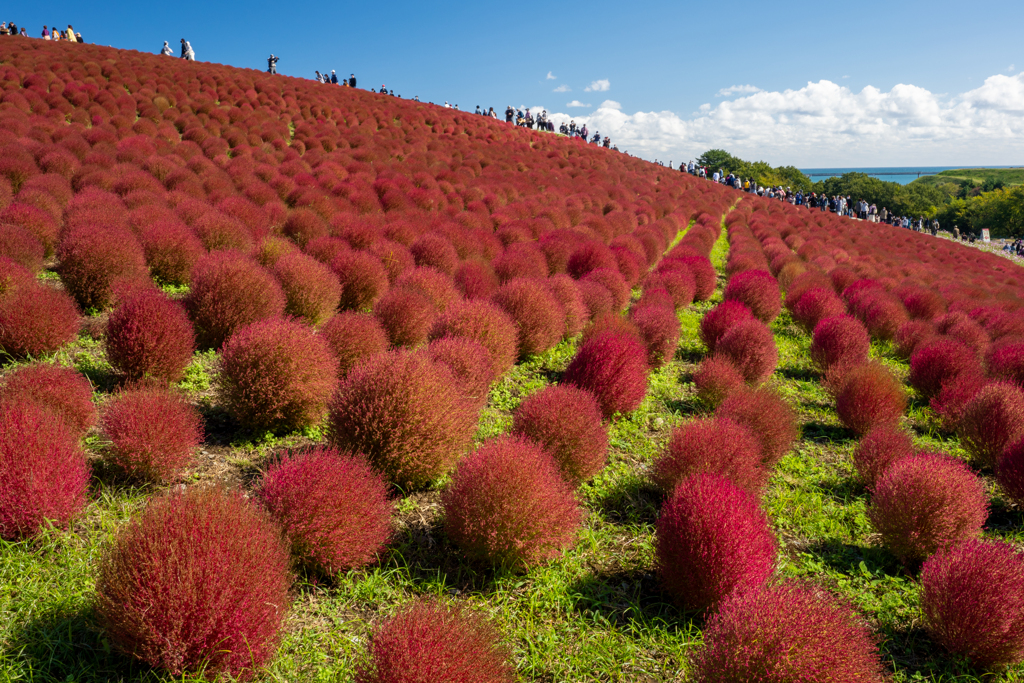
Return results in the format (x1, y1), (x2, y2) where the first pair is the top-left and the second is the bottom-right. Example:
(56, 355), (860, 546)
(267, 54), (279, 74)
(349, 74), (356, 88)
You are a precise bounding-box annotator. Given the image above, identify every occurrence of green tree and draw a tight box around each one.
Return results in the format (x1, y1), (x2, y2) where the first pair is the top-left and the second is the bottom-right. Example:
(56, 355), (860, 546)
(696, 149), (739, 171)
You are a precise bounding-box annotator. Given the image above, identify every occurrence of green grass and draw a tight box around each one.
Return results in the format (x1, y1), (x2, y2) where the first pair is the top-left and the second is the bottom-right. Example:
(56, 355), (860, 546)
(912, 167), (1024, 189)
(2, 226), (1022, 681)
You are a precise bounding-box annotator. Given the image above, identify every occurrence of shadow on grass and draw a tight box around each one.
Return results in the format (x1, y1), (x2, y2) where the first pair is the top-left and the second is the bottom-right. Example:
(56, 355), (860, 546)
(777, 365), (819, 383)
(815, 477), (866, 505)
(589, 474), (661, 527)
(567, 568), (699, 635)
(985, 499), (1024, 534)
(800, 538), (903, 578)
(801, 421), (853, 444)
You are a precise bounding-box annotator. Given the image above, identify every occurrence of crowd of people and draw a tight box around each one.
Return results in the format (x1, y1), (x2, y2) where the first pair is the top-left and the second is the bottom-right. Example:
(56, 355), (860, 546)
(1001, 239), (1024, 256)
(1, 22), (83, 41)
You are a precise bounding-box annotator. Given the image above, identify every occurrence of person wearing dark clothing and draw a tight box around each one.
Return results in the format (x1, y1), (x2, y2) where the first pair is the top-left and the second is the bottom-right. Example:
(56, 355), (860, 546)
(349, 74), (356, 88)
(267, 55), (279, 74)
(505, 106), (514, 123)
(331, 71), (338, 84)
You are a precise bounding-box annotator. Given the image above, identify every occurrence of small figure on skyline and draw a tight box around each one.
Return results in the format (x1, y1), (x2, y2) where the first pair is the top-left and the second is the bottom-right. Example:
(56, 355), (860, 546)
(66, 25), (76, 42)
(330, 70), (338, 84)
(349, 74), (356, 88)
(161, 41), (172, 55)
(267, 54), (279, 74)
(42, 25), (50, 40)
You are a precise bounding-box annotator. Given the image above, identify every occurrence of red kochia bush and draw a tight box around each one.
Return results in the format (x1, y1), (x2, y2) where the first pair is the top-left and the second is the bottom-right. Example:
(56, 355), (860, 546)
(988, 341), (1024, 389)
(220, 318), (339, 431)
(714, 319), (778, 385)
(328, 350), (476, 487)
(105, 288), (195, 383)
(566, 241), (617, 279)
(699, 300), (754, 354)
(652, 268), (697, 309)
(652, 417), (766, 495)
(868, 452), (988, 565)
(318, 312), (389, 376)
(426, 337), (495, 407)
(852, 425), (915, 490)
(373, 287), (437, 348)
(693, 356), (745, 408)
(690, 581), (887, 682)
(140, 220), (205, 286)
(723, 269), (781, 324)
(998, 435), (1024, 506)
(909, 337), (981, 400)
(258, 448), (392, 574)
(0, 283), (80, 357)
(790, 286), (846, 332)
(101, 387), (203, 482)
(958, 382), (1024, 469)
(657, 474), (776, 612)
(930, 371), (987, 433)
(583, 268), (630, 312)
(563, 330), (649, 419)
(0, 402), (90, 540)
(331, 249), (389, 311)
(834, 362), (907, 436)
(810, 314), (870, 375)
(511, 385), (609, 484)
(429, 299), (519, 378)
(673, 255), (716, 301)
(96, 487), (292, 679)
(629, 304), (680, 368)
(185, 250), (286, 349)
(921, 539), (1024, 669)
(491, 278), (564, 357)
(544, 273), (588, 338)
(57, 226), (149, 310)
(717, 387), (798, 468)
(0, 222), (44, 271)
(442, 435), (581, 569)
(273, 251), (341, 326)
(355, 600), (514, 683)
(0, 363), (96, 436)
(894, 319), (935, 359)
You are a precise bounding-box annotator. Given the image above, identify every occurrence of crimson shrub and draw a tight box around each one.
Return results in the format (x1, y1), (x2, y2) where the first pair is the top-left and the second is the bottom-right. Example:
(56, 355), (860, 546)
(105, 288), (194, 383)
(140, 219), (205, 286)
(373, 287), (437, 348)
(672, 255), (716, 301)
(0, 363), (96, 435)
(997, 435), (1024, 506)
(331, 249), (389, 311)
(583, 268), (630, 312)
(651, 417), (766, 495)
(629, 304), (680, 368)
(0, 222), (44, 271)
(930, 371), (988, 433)
(563, 330), (649, 419)
(57, 225), (149, 310)
(852, 424), (914, 490)
(272, 251), (341, 326)
(894, 319), (935, 359)
(319, 312), (389, 376)
(714, 319), (778, 385)
(442, 435), (581, 569)
(545, 273), (588, 338)
(790, 286), (846, 332)
(717, 387), (798, 467)
(810, 315), (870, 375)
(699, 300), (754, 355)
(834, 362), (908, 436)
(909, 337), (983, 400)
(958, 382), (1024, 469)
(988, 340), (1024, 389)
(102, 387), (203, 482)
(723, 269), (781, 324)
(429, 299), (519, 377)
(491, 278), (564, 357)
(0, 283), (80, 357)
(410, 233), (459, 274)
(426, 337), (495, 407)
(693, 356), (745, 408)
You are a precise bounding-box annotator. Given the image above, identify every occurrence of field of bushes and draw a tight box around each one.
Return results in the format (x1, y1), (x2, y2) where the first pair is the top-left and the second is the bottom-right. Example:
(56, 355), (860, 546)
(2, 39), (1024, 682)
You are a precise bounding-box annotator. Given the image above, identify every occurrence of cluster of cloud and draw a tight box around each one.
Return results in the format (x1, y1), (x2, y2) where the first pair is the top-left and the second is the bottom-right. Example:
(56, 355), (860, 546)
(534, 72), (1024, 166)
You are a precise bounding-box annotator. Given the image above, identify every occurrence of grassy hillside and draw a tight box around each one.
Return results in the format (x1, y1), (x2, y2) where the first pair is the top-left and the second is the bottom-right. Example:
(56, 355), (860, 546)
(912, 167), (1024, 189)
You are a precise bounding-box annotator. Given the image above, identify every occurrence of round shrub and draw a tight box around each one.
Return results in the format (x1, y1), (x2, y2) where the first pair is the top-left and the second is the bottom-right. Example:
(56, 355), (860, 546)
(0, 402), (90, 540)
(511, 385), (608, 484)
(699, 300), (754, 354)
(283, 208), (328, 246)
(105, 288), (194, 383)
(693, 356), (745, 408)
(988, 340), (1024, 389)
(657, 474), (776, 612)
(493, 243), (548, 282)
(355, 600), (514, 683)
(0, 256), (33, 295)
(895, 319), (936, 359)
(395, 267), (460, 312)
(95, 487), (292, 679)
(563, 330), (649, 419)
(102, 387), (203, 482)
(723, 270), (781, 324)
(921, 539), (1024, 670)
(651, 417), (766, 495)
(273, 251), (341, 326)
(185, 250), (286, 349)
(577, 278), (615, 320)
(630, 304), (680, 368)
(0, 283), (80, 357)
(717, 387), (799, 468)
(373, 287), (437, 348)
(810, 315), (870, 375)
(868, 452), (988, 565)
(327, 350), (476, 487)
(930, 371), (988, 433)
(714, 319), (778, 385)
(583, 268), (630, 312)
(566, 241), (617, 279)
(672, 255), (716, 301)
(580, 311), (641, 345)
(997, 435), (1024, 506)
(319, 312), (389, 376)
(834, 362), (908, 436)
(491, 278), (564, 358)
(453, 259), (499, 300)
(790, 286), (846, 332)
(410, 233), (459, 274)
(0, 222), (44, 271)
(909, 337), (982, 400)
(442, 435), (581, 569)
(426, 337), (495, 407)
(690, 581), (887, 682)
(859, 292), (909, 340)
(958, 382), (1024, 469)
(429, 299), (519, 378)
(57, 226), (148, 310)
(545, 273), (588, 338)
(140, 220), (205, 286)
(852, 424), (915, 490)
(220, 318), (339, 431)
(258, 447), (392, 574)
(656, 267), (698, 310)
(0, 363), (96, 435)
(331, 249), (389, 311)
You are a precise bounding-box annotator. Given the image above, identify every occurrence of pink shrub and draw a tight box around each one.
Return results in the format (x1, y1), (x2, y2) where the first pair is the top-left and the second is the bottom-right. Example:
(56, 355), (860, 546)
(442, 435), (581, 569)
(272, 251), (341, 326)
(654, 268), (697, 309)
(106, 288), (195, 383)
(373, 287), (437, 348)
(997, 435), (1024, 506)
(566, 241), (617, 279)
(563, 330), (649, 419)
(355, 601), (514, 683)
(410, 233), (459, 274)
(453, 259), (499, 300)
(834, 362), (907, 436)
(0, 283), (80, 357)
(657, 474), (776, 612)
(544, 274), (588, 338)
(511, 384), (608, 484)
(988, 340), (1024, 389)
(629, 304), (680, 368)
(672, 255), (716, 301)
(790, 287), (846, 332)
(723, 270), (781, 324)
(283, 207), (328, 245)
(852, 425), (915, 490)
(894, 319), (935, 359)
(331, 249), (389, 311)
(0, 222), (44, 271)
(102, 387), (203, 482)
(493, 243), (548, 282)
(690, 581), (887, 682)
(909, 337), (983, 400)
(958, 382), (1024, 469)
(717, 387), (798, 467)
(930, 371), (988, 433)
(921, 539), (1024, 669)
(258, 447), (392, 573)
(651, 417), (766, 495)
(810, 315), (871, 375)
(859, 292), (909, 340)
(426, 337), (495, 406)
(396, 267), (460, 312)
(140, 220), (205, 286)
(185, 250), (286, 349)
(699, 300), (754, 354)
(57, 225), (149, 310)
(577, 278), (615, 320)
(319, 312), (389, 376)
(429, 299), (519, 377)
(583, 268), (630, 312)
(868, 452), (988, 564)
(220, 318), (339, 431)
(0, 363), (96, 435)
(693, 356), (745, 408)
(96, 487), (292, 679)
(327, 350), (476, 487)
(0, 401), (90, 539)
(714, 319), (778, 385)
(491, 278), (564, 357)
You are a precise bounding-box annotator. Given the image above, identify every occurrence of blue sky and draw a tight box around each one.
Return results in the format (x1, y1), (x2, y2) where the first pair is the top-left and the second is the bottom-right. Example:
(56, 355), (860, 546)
(15, 0), (1024, 166)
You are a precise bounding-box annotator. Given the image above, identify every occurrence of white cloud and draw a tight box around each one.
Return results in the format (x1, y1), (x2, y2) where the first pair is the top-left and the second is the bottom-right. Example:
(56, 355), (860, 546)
(716, 85), (762, 97)
(566, 100), (591, 108)
(584, 79), (610, 92)
(553, 84), (571, 92)
(547, 71), (557, 80)
(1010, 64), (1017, 73)
(536, 72), (1024, 166)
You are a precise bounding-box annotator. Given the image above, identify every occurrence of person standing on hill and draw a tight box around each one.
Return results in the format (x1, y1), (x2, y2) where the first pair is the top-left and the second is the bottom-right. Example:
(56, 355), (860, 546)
(267, 54), (279, 74)
(331, 71), (338, 84)
(161, 41), (173, 55)
(65, 25), (76, 41)
(180, 39), (194, 60)
(42, 25), (50, 39)
(349, 74), (357, 88)
(505, 106), (514, 123)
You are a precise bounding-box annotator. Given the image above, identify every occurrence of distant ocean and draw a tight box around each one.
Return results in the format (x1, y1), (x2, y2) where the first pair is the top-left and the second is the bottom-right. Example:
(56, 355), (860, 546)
(799, 166), (1021, 186)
